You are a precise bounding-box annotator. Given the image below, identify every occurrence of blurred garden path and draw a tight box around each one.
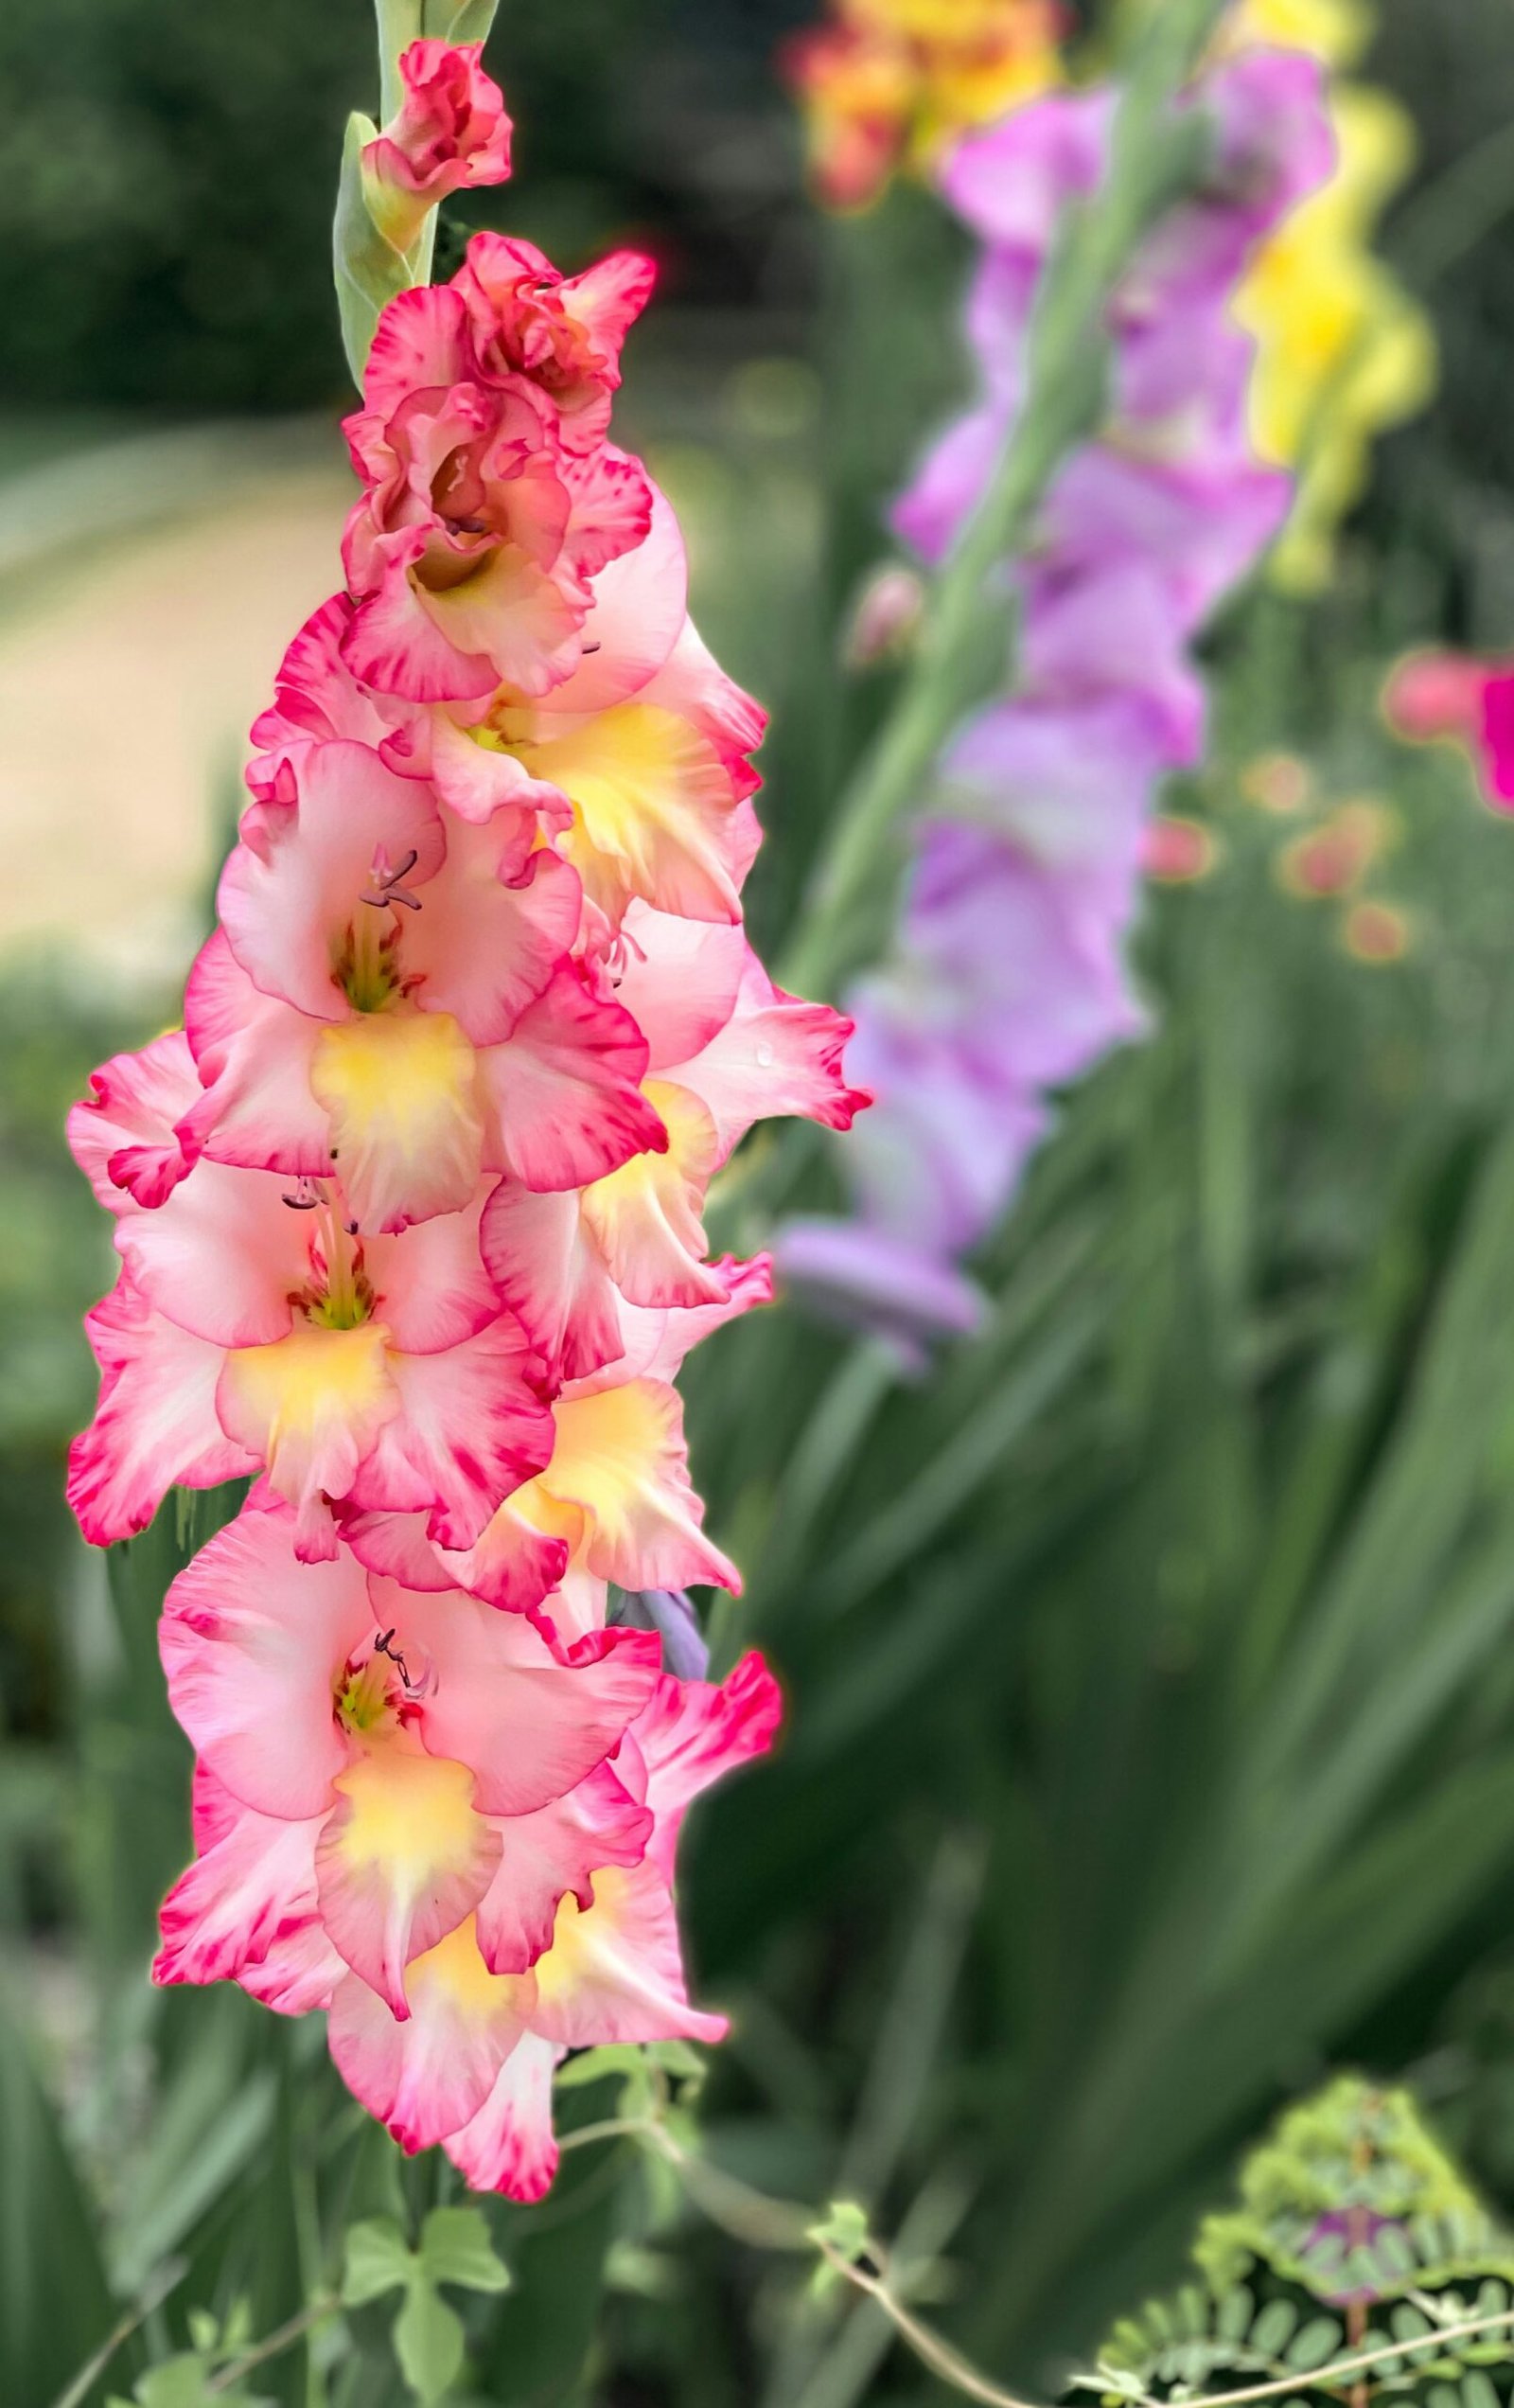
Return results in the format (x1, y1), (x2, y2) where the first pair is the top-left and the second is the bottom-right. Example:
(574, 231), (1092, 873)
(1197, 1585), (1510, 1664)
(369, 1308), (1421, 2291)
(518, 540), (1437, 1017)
(0, 423), (348, 990)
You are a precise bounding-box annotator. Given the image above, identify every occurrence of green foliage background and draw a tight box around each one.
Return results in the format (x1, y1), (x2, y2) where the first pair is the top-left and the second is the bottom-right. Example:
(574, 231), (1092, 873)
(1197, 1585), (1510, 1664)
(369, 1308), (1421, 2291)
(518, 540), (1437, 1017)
(9, 1), (1514, 2403)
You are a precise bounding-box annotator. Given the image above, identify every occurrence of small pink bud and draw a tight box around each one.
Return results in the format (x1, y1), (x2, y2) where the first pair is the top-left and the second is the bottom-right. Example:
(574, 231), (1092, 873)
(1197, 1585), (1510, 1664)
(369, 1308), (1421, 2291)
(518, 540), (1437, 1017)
(362, 40), (513, 254)
(1239, 752), (1312, 814)
(844, 564), (925, 670)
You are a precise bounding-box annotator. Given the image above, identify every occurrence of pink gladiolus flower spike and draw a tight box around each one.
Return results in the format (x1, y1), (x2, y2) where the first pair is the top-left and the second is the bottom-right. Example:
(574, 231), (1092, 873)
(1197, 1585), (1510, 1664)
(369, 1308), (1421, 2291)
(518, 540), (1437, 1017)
(362, 42), (515, 256)
(67, 165), (861, 2196)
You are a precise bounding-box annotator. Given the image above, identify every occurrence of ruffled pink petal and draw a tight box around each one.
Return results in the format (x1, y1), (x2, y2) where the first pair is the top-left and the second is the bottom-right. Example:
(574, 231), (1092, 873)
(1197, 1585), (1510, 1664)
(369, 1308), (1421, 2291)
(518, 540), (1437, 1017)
(477, 964), (664, 1192)
(159, 1501), (370, 1816)
(342, 522), (505, 703)
(581, 1252), (774, 1390)
(68, 1032), (201, 1213)
(442, 2033), (561, 2201)
(67, 1274), (257, 1546)
(529, 485), (688, 717)
(349, 1313), (555, 1551)
(316, 1738), (502, 2016)
(545, 1377), (742, 1595)
(629, 1651), (783, 1880)
(413, 1589), (659, 1815)
(220, 739), (446, 1022)
(398, 822), (581, 1044)
(154, 1762), (326, 1991)
(474, 1762), (652, 1976)
(525, 1860), (727, 2047)
(240, 1921), (348, 2017)
(361, 1186), (500, 1354)
(250, 594), (417, 783)
(116, 1154), (308, 1351)
(327, 1924), (531, 2150)
(664, 949), (869, 1162)
(479, 1180), (625, 1384)
(561, 445), (654, 583)
(346, 283), (475, 463)
(579, 1082), (728, 1313)
(181, 934), (331, 1178)
(611, 908), (747, 1070)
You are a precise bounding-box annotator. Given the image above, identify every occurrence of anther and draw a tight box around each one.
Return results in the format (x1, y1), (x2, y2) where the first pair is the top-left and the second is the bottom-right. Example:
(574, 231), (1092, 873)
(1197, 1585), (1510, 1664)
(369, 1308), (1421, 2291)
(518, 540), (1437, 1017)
(360, 845), (423, 912)
(282, 1177), (322, 1211)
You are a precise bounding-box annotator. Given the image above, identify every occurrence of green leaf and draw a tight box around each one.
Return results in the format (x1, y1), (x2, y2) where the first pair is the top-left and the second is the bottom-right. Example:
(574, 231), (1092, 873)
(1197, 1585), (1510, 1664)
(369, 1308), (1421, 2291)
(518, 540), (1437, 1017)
(394, 2279), (466, 2406)
(808, 2200), (872, 2265)
(1286, 2317), (1343, 2371)
(342, 2216), (414, 2308)
(1250, 2300), (1299, 2356)
(554, 2045), (648, 2093)
(417, 2205), (511, 2296)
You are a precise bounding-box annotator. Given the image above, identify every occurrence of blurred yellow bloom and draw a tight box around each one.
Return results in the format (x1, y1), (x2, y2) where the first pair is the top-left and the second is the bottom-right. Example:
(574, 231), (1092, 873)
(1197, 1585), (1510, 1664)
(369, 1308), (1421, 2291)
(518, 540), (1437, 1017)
(1223, 0), (1369, 69)
(783, 0), (1063, 212)
(1228, 9), (1436, 592)
(1342, 897), (1412, 963)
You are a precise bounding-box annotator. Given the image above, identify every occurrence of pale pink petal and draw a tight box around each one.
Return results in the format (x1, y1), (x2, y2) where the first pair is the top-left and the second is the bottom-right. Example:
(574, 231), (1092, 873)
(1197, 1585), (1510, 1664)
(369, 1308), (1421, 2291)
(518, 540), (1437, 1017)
(442, 2033), (561, 2201)
(665, 951), (869, 1161)
(477, 964), (664, 1192)
(561, 446), (654, 582)
(116, 1154), (307, 1350)
(479, 1180), (625, 1384)
(153, 1763), (326, 1990)
(240, 1921), (348, 2016)
(220, 739), (446, 1022)
(474, 1762), (652, 1976)
(68, 1275), (257, 1547)
(610, 909), (746, 1070)
(350, 1314), (555, 1551)
(399, 827), (582, 1044)
(582, 1253), (774, 1390)
(327, 1923), (531, 2149)
(362, 1186), (500, 1353)
(181, 934), (331, 1179)
(414, 1591), (659, 1815)
(531, 487), (687, 716)
(250, 593), (415, 779)
(526, 1861), (727, 2047)
(630, 1652), (783, 1880)
(316, 1739), (502, 2015)
(579, 1081), (728, 1312)
(68, 1032), (200, 1213)
(342, 522), (504, 703)
(158, 1502), (370, 1816)
(347, 282), (475, 456)
(635, 611), (768, 762)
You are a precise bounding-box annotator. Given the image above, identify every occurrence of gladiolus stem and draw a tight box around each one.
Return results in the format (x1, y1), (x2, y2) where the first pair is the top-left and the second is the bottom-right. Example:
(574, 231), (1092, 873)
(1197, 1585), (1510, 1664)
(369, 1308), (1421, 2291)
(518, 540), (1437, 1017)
(779, 0), (1231, 1002)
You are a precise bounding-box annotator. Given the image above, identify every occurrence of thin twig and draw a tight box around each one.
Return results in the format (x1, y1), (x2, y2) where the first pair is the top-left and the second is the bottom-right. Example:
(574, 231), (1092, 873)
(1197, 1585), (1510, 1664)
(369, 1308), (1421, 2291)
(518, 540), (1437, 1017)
(202, 2294), (342, 2397)
(48, 2259), (188, 2408)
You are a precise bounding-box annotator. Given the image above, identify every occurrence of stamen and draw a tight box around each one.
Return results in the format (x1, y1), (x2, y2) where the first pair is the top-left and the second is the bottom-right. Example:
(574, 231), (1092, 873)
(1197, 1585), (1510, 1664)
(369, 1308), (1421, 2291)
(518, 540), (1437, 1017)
(360, 844), (423, 912)
(282, 1177), (323, 1211)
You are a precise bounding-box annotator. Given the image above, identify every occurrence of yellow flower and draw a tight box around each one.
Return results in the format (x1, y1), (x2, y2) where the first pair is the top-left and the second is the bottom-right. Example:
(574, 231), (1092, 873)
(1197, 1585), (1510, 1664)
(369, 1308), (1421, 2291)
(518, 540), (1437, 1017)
(1227, 14), (1436, 591)
(1223, 0), (1370, 68)
(783, 0), (1062, 212)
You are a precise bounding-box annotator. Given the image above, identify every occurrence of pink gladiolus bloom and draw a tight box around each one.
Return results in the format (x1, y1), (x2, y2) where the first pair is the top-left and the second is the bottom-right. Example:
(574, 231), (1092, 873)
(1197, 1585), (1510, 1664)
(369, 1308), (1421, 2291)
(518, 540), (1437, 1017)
(185, 737), (666, 1232)
(362, 42), (514, 255)
(154, 1500), (658, 2016)
(341, 286), (653, 703)
(329, 1654), (782, 2191)
(68, 1035), (553, 1559)
(453, 232), (657, 455)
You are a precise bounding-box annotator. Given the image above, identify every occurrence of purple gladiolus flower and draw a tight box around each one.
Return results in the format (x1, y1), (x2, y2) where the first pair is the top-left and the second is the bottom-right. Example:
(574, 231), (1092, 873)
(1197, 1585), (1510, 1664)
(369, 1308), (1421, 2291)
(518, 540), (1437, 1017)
(792, 48), (1333, 1337)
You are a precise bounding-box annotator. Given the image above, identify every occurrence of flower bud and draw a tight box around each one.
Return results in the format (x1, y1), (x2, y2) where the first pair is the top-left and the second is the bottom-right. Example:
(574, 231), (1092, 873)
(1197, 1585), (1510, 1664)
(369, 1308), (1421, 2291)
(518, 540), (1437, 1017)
(361, 40), (513, 256)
